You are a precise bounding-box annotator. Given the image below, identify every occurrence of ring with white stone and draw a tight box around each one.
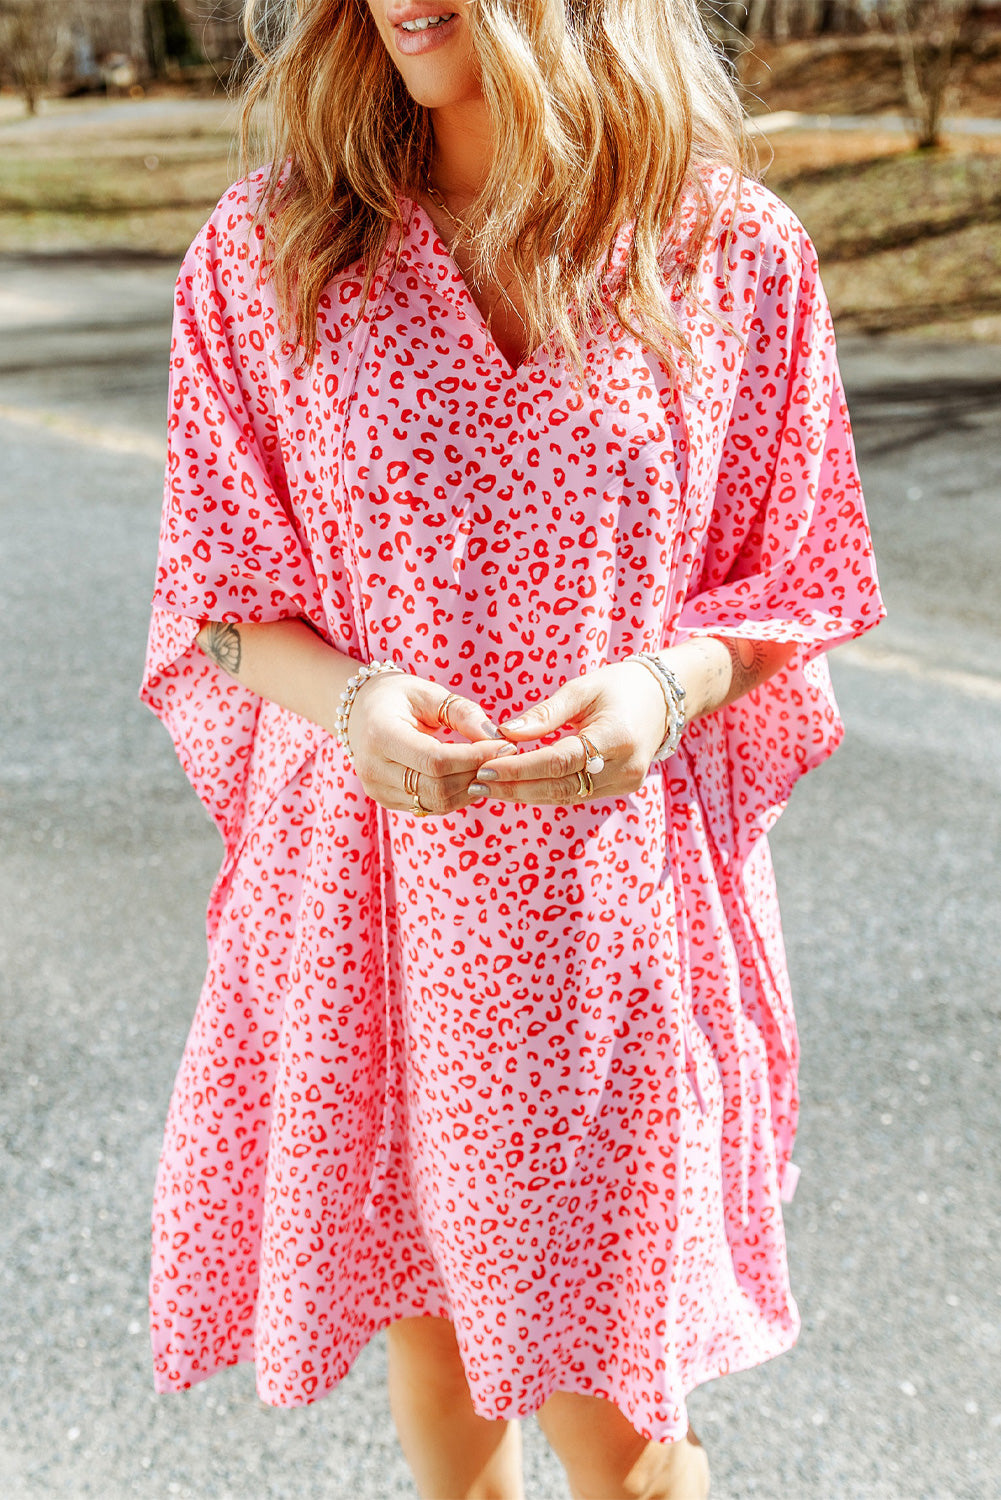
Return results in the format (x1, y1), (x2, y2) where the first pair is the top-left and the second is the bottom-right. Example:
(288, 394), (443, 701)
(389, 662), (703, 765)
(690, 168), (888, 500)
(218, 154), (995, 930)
(578, 730), (605, 776)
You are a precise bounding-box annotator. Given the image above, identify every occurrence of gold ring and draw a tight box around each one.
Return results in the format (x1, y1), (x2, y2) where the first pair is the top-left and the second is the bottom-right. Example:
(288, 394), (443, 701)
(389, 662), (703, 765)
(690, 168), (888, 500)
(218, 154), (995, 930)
(437, 693), (461, 728)
(403, 765), (431, 815)
(578, 730), (605, 776)
(574, 767), (594, 800)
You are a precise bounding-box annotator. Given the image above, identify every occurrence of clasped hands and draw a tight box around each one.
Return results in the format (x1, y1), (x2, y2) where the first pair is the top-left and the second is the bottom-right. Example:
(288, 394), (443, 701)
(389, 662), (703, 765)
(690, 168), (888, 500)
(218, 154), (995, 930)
(346, 659), (681, 818)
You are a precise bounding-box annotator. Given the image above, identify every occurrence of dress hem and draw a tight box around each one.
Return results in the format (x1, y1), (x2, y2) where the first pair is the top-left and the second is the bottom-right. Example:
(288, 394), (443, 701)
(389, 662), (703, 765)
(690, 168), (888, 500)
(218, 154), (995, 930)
(152, 1301), (801, 1446)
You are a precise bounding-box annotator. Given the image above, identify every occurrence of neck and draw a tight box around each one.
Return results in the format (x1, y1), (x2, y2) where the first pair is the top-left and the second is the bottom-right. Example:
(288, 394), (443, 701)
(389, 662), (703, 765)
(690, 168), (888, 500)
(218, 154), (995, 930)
(428, 100), (495, 204)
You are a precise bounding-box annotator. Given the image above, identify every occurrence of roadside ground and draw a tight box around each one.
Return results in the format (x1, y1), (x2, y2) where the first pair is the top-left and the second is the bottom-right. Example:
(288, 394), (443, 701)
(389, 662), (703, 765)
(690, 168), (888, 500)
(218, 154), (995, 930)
(2, 80), (1000, 343)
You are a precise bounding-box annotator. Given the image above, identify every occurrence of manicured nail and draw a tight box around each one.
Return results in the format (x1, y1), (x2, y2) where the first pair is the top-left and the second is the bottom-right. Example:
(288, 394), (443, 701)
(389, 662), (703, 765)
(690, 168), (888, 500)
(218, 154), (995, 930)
(480, 720), (501, 737)
(491, 744), (518, 757)
(468, 782), (489, 797)
(476, 768), (499, 781)
(502, 717), (525, 731)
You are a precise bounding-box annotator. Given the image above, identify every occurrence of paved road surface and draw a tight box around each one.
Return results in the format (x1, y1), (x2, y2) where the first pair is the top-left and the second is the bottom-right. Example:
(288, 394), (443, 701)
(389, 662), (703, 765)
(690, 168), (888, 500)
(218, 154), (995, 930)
(750, 110), (1001, 137)
(4, 93), (1000, 137)
(0, 253), (998, 1499)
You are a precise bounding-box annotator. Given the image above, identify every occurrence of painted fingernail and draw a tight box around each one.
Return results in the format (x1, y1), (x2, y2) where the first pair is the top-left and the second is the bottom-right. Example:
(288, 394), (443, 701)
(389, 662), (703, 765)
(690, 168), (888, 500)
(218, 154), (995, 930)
(476, 768), (499, 781)
(502, 717), (525, 731)
(491, 744), (518, 757)
(480, 720), (501, 737)
(468, 782), (489, 797)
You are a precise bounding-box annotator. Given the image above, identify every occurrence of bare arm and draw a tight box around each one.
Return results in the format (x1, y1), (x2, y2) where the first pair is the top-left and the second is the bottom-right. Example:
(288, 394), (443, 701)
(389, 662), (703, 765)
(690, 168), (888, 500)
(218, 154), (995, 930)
(657, 634), (799, 724)
(196, 619), (796, 740)
(195, 618), (362, 734)
(194, 619), (514, 803)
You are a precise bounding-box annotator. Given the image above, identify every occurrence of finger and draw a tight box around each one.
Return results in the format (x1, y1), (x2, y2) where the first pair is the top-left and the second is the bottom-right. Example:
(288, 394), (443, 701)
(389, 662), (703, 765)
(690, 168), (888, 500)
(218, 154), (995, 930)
(376, 779), (493, 816)
(412, 682), (509, 744)
(474, 734), (592, 784)
(370, 759), (509, 814)
(372, 718), (517, 779)
(494, 679), (592, 742)
(468, 769), (610, 806)
(402, 739), (520, 782)
(366, 771), (444, 815)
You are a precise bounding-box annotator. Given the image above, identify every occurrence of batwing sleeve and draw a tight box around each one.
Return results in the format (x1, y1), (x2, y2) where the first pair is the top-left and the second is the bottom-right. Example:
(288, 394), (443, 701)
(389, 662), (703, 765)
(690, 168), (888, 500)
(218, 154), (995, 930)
(139, 181), (330, 932)
(672, 202), (886, 872)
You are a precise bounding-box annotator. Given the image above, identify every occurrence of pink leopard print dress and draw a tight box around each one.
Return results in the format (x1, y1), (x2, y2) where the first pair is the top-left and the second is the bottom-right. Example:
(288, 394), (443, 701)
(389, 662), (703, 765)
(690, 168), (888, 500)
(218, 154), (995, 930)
(141, 166), (884, 1440)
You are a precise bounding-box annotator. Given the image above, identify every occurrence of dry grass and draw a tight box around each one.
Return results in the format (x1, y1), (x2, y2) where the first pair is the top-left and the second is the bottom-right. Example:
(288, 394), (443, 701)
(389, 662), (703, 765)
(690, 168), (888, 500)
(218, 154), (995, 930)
(758, 129), (1001, 338)
(0, 108), (238, 256)
(742, 30), (1001, 120)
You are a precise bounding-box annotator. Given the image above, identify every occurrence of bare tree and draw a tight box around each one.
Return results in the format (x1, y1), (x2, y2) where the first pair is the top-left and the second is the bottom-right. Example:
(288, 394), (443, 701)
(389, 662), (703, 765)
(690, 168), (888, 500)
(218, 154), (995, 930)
(700, 0), (836, 66)
(888, 0), (974, 148)
(0, 0), (68, 114)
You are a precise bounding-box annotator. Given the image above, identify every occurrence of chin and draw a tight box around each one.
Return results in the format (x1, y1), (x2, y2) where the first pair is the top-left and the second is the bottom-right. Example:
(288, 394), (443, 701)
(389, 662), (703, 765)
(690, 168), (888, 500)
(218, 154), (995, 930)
(403, 74), (480, 108)
(392, 40), (483, 108)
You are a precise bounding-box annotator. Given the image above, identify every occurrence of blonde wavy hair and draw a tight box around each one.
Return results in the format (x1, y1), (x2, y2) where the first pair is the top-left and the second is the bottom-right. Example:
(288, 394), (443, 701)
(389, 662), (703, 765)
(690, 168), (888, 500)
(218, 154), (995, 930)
(239, 0), (751, 377)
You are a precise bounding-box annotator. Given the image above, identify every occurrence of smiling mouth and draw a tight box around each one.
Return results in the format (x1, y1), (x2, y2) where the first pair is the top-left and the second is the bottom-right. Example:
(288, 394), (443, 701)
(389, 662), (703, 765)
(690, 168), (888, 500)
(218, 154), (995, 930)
(398, 13), (457, 29)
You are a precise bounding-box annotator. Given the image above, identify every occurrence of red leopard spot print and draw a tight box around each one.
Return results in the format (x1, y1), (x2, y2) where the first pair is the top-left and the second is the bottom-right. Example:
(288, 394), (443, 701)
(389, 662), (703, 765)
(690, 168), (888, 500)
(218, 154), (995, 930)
(140, 166), (884, 1440)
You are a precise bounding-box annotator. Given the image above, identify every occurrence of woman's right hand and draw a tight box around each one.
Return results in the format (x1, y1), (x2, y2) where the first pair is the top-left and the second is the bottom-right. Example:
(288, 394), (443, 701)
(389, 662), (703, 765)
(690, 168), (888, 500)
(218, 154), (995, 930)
(345, 670), (518, 816)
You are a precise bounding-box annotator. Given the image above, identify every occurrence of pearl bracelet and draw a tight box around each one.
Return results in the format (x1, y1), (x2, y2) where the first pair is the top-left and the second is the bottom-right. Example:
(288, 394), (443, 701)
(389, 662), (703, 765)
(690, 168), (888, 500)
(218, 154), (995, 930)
(334, 659), (405, 758)
(621, 650), (687, 761)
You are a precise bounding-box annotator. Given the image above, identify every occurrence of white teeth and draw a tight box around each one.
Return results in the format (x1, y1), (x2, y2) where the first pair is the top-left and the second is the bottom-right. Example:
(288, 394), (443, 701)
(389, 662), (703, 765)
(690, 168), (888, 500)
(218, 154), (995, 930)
(400, 14), (454, 29)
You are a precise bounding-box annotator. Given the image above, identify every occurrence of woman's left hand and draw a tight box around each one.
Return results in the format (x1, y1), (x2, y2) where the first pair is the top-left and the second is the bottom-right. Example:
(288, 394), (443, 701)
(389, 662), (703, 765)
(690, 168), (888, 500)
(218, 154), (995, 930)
(466, 660), (675, 806)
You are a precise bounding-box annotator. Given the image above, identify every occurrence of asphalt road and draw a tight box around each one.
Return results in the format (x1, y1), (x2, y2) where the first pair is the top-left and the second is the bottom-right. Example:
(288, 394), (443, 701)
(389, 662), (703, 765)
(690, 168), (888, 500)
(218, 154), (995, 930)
(0, 252), (998, 1500)
(3, 93), (999, 137)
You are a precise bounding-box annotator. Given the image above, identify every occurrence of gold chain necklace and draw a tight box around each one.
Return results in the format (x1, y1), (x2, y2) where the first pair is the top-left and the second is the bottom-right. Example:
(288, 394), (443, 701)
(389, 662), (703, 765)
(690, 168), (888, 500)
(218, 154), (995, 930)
(422, 174), (523, 324)
(423, 175), (474, 240)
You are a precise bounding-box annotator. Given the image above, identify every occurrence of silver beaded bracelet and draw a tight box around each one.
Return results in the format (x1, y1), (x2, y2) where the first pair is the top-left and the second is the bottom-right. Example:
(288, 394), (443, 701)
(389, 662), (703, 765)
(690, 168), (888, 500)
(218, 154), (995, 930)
(621, 650), (687, 761)
(334, 659), (405, 758)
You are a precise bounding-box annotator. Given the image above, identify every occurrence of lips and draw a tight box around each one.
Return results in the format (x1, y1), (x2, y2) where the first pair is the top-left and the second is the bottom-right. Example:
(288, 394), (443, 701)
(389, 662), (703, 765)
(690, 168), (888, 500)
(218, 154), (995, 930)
(391, 9), (460, 53)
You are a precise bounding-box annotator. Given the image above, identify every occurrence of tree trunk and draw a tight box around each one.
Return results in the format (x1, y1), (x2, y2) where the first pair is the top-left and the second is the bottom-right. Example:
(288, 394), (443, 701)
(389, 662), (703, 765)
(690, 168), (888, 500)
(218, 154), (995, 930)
(8, 3), (58, 118)
(130, 0), (149, 78)
(773, 0), (793, 43)
(747, 0), (769, 37)
(891, 0), (970, 150)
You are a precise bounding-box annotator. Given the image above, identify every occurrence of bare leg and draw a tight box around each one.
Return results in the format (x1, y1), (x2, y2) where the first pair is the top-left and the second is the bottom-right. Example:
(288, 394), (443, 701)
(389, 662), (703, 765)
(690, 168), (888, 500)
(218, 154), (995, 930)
(536, 1390), (710, 1500)
(385, 1315), (525, 1500)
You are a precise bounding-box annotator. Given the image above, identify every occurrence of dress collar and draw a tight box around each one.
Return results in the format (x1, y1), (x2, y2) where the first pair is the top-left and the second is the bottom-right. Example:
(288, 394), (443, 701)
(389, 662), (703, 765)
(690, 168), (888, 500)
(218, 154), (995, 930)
(392, 190), (636, 375)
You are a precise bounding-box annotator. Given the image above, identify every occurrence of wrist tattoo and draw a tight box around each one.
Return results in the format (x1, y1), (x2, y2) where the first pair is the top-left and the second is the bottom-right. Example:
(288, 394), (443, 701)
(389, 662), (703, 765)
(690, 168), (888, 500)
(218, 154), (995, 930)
(199, 621), (242, 675)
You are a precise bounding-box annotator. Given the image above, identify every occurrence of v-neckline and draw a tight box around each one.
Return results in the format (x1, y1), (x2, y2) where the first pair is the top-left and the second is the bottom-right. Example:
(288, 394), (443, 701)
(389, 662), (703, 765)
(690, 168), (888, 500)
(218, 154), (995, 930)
(400, 194), (555, 380)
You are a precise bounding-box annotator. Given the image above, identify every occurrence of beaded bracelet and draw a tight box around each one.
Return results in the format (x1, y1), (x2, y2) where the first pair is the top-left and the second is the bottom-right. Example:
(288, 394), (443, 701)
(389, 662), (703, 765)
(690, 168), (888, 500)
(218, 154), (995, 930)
(621, 650), (687, 761)
(334, 659), (405, 758)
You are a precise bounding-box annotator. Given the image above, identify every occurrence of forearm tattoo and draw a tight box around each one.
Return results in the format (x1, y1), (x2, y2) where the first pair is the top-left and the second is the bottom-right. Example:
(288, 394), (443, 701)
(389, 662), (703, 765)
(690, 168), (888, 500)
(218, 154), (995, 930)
(718, 635), (768, 701)
(199, 621), (242, 675)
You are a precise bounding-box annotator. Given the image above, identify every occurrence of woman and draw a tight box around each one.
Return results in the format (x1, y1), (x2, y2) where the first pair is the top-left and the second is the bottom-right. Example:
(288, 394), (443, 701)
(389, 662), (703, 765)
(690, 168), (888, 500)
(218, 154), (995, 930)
(140, 0), (884, 1495)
